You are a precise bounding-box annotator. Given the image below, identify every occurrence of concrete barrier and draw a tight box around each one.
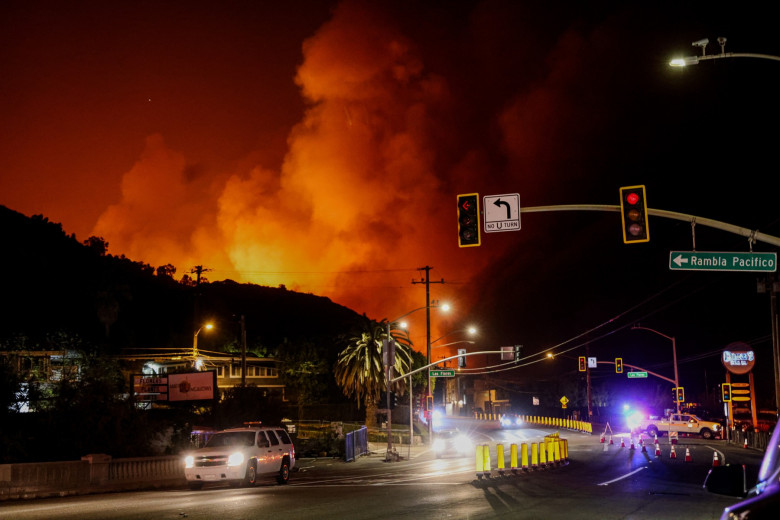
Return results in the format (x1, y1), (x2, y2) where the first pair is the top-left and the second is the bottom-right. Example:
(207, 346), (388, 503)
(1, 454), (186, 501)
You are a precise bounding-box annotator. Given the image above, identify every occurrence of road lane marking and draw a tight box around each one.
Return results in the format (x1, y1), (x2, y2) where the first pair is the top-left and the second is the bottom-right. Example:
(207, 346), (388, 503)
(597, 466), (647, 486)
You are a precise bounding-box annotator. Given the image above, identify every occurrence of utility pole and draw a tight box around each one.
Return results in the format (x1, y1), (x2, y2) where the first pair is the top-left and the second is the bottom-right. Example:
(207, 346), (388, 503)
(240, 315), (247, 386)
(758, 275), (780, 412)
(412, 266), (444, 442)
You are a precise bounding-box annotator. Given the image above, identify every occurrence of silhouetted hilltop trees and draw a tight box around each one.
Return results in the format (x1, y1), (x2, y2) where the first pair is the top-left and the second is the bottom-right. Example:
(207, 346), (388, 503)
(0, 205), (362, 356)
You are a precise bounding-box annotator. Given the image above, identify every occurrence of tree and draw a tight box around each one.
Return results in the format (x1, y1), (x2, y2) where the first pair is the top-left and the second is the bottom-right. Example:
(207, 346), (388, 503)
(279, 339), (330, 421)
(334, 315), (411, 427)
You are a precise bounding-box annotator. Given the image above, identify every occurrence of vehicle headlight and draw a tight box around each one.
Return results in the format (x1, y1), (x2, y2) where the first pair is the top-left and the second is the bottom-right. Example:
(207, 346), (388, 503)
(454, 435), (473, 453)
(184, 455), (194, 468)
(515, 417), (523, 426)
(433, 439), (445, 452)
(500, 417), (511, 427)
(227, 452), (245, 466)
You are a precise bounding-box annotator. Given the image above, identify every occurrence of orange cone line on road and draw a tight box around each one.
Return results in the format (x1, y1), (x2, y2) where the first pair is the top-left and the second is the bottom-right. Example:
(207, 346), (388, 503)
(712, 451), (720, 467)
(670, 445), (677, 459)
(684, 447), (692, 463)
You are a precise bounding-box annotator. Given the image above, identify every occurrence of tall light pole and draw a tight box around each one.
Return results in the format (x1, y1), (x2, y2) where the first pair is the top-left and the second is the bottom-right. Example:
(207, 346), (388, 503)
(383, 303), (449, 460)
(632, 325), (680, 415)
(192, 323), (214, 367)
(670, 36), (780, 415)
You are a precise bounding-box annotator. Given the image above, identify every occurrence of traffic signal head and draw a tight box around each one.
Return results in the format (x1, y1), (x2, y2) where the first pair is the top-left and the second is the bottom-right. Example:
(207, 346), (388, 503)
(615, 358), (623, 373)
(676, 387), (684, 402)
(425, 395), (433, 411)
(457, 193), (481, 247)
(722, 383), (732, 402)
(619, 185), (649, 244)
(514, 345), (522, 362)
(578, 356), (587, 372)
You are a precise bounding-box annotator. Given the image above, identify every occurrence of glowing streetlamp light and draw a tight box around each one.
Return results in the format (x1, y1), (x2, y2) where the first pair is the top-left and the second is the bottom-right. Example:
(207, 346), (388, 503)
(192, 322), (214, 361)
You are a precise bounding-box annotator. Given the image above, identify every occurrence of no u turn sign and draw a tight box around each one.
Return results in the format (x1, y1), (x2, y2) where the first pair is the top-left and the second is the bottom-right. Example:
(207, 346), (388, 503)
(483, 193), (521, 233)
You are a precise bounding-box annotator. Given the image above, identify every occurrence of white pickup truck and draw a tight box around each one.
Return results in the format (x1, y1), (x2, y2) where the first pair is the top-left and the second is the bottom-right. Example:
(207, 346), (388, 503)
(636, 413), (722, 440)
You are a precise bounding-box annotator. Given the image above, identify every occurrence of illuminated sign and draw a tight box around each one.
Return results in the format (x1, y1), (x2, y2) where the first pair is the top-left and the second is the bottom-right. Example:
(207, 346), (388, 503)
(722, 342), (755, 375)
(168, 371), (217, 401)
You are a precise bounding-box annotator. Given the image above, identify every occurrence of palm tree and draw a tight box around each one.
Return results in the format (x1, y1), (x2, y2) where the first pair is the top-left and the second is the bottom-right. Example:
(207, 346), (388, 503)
(334, 315), (412, 427)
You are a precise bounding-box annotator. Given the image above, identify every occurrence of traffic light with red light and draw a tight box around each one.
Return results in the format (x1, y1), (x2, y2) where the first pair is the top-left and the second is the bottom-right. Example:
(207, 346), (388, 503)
(676, 387), (684, 402)
(619, 185), (649, 244)
(457, 193), (481, 247)
(721, 383), (732, 402)
(615, 358), (623, 373)
(578, 356), (586, 372)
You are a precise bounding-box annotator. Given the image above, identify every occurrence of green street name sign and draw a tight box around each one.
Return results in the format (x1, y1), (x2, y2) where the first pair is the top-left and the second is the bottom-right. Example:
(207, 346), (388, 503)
(669, 251), (777, 272)
(627, 371), (648, 378)
(430, 369), (455, 377)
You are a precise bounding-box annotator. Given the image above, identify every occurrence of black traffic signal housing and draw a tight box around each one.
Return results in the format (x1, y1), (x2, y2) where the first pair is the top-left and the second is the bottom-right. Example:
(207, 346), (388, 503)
(619, 185), (649, 244)
(722, 383), (732, 402)
(514, 345), (522, 362)
(578, 356), (587, 372)
(676, 387), (684, 402)
(425, 395), (433, 411)
(457, 193), (481, 247)
(615, 358), (623, 374)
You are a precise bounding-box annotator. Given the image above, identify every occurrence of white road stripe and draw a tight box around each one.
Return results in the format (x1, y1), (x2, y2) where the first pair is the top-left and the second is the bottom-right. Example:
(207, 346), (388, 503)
(597, 466), (647, 486)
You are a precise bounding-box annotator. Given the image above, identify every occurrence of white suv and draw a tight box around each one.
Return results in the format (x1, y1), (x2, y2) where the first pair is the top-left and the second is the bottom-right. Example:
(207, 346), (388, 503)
(184, 424), (295, 489)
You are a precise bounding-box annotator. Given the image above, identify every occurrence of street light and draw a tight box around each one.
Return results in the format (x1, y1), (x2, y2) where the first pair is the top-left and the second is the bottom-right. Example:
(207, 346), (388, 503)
(631, 325), (680, 415)
(384, 303), (450, 460)
(670, 37), (780, 415)
(192, 322), (214, 365)
(670, 37), (780, 67)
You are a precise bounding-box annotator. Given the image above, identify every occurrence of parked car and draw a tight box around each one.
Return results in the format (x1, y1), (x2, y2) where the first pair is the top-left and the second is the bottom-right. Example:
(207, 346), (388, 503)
(705, 417), (780, 518)
(184, 423), (295, 489)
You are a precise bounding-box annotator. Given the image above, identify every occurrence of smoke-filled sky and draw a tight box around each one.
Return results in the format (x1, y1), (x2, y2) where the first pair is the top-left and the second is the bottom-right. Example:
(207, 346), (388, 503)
(2, 1), (780, 375)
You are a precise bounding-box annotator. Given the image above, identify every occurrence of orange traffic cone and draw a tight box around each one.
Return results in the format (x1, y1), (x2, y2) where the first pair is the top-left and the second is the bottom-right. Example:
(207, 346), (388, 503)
(640, 438), (647, 453)
(654, 434), (659, 445)
(684, 447), (692, 462)
(655, 445), (661, 457)
(670, 445), (677, 459)
(743, 437), (749, 449)
(600, 433), (605, 443)
(629, 438), (635, 450)
(620, 437), (626, 448)
(609, 435), (614, 445)
(712, 451), (720, 467)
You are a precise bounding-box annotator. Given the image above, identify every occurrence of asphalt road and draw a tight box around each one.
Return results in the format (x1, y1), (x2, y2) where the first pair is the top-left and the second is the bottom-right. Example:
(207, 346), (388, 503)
(1, 418), (767, 520)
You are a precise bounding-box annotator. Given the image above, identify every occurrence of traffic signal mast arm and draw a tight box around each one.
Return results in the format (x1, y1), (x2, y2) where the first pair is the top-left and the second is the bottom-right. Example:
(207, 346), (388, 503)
(596, 360), (676, 384)
(521, 204), (780, 248)
(389, 350), (506, 383)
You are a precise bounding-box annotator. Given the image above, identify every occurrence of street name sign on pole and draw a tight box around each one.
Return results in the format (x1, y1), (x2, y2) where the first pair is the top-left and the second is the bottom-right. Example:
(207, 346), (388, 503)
(430, 369), (455, 377)
(669, 251), (777, 272)
(483, 193), (520, 233)
(627, 371), (648, 378)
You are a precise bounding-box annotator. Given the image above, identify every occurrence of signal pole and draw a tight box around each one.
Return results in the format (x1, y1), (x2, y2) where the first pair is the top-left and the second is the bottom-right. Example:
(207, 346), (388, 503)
(412, 266), (444, 442)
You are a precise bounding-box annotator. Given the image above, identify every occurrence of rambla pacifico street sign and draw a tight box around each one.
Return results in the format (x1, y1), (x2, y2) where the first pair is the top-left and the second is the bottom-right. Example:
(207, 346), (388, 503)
(669, 251), (776, 272)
